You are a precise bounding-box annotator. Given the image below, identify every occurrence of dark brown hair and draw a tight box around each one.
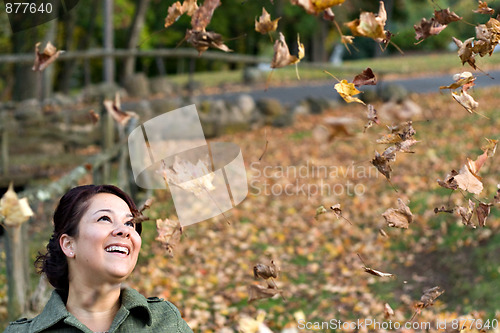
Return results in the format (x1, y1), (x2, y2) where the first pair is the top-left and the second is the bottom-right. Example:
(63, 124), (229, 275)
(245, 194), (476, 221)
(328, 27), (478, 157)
(35, 185), (142, 292)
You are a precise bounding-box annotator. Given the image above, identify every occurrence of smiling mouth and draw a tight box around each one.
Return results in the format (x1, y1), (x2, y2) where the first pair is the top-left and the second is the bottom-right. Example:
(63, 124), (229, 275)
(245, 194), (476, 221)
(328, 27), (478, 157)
(105, 245), (130, 255)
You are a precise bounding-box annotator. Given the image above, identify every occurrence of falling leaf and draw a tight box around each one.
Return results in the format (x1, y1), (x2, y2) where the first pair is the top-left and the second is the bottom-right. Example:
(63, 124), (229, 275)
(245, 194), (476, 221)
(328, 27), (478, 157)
(476, 202), (492, 227)
(364, 104), (379, 132)
(452, 90), (479, 113)
(454, 164), (483, 195)
(254, 261), (279, 280)
(156, 218), (183, 257)
(255, 8), (280, 35)
(161, 155), (216, 197)
(474, 1), (495, 15)
(379, 229), (389, 238)
(437, 170), (459, 190)
(238, 311), (273, 333)
(371, 151), (392, 180)
(191, 0), (220, 31)
(357, 253), (395, 278)
(453, 37), (476, 69)
(185, 29), (232, 55)
(247, 284), (281, 302)
(434, 8), (462, 25)
(434, 206), (454, 214)
(439, 72), (475, 90)
(0, 183), (34, 227)
(455, 199), (475, 228)
(315, 205), (328, 220)
(323, 8), (335, 21)
(384, 303), (395, 319)
(290, 0), (345, 15)
(103, 93), (137, 127)
(481, 138), (498, 157)
(493, 185), (500, 205)
(395, 138), (419, 153)
(32, 42), (63, 72)
(382, 145), (398, 162)
(414, 17), (447, 41)
(352, 68), (377, 87)
(271, 32), (303, 68)
(346, 1), (388, 43)
(376, 133), (403, 144)
(165, 1), (184, 28)
(334, 80), (365, 104)
(382, 198), (413, 229)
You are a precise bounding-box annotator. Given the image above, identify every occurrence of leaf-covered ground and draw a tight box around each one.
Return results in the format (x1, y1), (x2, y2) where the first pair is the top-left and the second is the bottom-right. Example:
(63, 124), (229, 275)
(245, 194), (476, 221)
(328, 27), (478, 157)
(126, 86), (499, 332)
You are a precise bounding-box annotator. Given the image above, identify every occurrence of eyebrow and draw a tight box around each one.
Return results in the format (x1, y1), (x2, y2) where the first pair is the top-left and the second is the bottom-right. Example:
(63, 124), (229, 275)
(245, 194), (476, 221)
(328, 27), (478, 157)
(93, 209), (133, 218)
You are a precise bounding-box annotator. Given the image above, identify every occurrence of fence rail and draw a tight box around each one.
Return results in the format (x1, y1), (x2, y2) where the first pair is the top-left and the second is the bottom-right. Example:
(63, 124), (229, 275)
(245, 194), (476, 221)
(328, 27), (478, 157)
(0, 48), (271, 65)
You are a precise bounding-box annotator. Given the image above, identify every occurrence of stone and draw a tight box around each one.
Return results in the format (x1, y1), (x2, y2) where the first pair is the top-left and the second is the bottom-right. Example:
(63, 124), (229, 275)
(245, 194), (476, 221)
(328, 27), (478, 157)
(292, 102), (310, 116)
(82, 82), (128, 103)
(124, 73), (151, 98)
(243, 67), (266, 84)
(236, 94), (256, 119)
(149, 76), (175, 95)
(121, 99), (153, 120)
(150, 98), (181, 116)
(256, 98), (285, 117)
(271, 113), (295, 128)
(379, 83), (409, 103)
(304, 97), (330, 114)
(52, 93), (76, 106)
(14, 99), (43, 123)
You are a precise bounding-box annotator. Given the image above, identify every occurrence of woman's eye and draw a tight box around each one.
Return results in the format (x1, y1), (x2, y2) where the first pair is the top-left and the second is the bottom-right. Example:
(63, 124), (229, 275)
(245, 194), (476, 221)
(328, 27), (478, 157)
(98, 215), (112, 222)
(125, 220), (135, 228)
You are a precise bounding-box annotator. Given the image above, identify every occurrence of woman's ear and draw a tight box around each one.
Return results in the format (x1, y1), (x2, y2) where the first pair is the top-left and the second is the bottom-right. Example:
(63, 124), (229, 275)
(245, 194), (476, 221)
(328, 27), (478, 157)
(60, 234), (75, 258)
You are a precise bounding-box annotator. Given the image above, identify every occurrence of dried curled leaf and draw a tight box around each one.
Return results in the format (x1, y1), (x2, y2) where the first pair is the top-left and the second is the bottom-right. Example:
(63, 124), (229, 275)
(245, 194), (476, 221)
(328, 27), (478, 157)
(453, 37), (476, 69)
(439, 72), (475, 91)
(255, 8), (280, 35)
(434, 8), (462, 25)
(334, 80), (365, 104)
(454, 164), (483, 195)
(271, 32), (304, 68)
(247, 284), (281, 302)
(417, 286), (445, 309)
(0, 183), (34, 227)
(363, 104), (379, 132)
(314, 205), (328, 220)
(357, 254), (395, 278)
(455, 199), (475, 228)
(477, 202), (492, 227)
(191, 0), (220, 31)
(474, 1), (495, 15)
(494, 185), (500, 205)
(352, 68), (377, 87)
(156, 218), (183, 257)
(254, 260), (279, 280)
(384, 303), (395, 319)
(382, 198), (413, 229)
(452, 90), (479, 113)
(437, 170), (459, 190)
(346, 1), (388, 43)
(371, 151), (392, 180)
(32, 42), (63, 72)
(481, 138), (498, 157)
(165, 1), (184, 28)
(185, 29), (232, 55)
(103, 93), (137, 127)
(414, 17), (446, 41)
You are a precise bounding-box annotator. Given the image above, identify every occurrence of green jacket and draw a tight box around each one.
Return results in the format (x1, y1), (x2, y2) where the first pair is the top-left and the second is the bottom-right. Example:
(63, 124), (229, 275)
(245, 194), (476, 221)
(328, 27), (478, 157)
(3, 288), (193, 333)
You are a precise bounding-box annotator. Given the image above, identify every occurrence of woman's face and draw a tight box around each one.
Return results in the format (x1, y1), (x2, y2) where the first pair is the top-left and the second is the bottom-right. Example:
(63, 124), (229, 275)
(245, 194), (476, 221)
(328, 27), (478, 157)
(64, 193), (142, 285)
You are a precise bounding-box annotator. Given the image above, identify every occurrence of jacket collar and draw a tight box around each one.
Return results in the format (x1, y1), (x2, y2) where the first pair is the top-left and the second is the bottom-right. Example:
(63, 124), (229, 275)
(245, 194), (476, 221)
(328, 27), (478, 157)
(30, 288), (153, 332)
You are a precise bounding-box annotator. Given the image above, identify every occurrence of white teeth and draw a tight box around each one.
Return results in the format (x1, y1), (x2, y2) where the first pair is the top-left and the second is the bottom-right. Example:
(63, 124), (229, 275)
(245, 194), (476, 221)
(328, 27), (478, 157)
(105, 246), (129, 255)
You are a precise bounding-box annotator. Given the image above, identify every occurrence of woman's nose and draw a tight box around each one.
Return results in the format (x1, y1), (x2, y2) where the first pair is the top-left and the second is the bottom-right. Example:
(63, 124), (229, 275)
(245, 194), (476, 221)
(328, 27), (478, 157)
(112, 225), (130, 238)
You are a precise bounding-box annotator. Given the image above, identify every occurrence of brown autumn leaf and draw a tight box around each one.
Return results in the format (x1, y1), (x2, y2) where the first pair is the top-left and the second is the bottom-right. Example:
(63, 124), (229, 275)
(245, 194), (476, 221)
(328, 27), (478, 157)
(371, 151), (392, 180)
(0, 183), (34, 228)
(271, 32), (303, 68)
(165, 1), (184, 28)
(382, 145), (398, 162)
(437, 169), (459, 190)
(395, 138), (419, 153)
(384, 303), (395, 319)
(494, 185), (500, 205)
(352, 68), (377, 87)
(382, 198), (413, 229)
(376, 133), (403, 144)
(345, 1), (387, 42)
(103, 93), (137, 127)
(434, 206), (454, 214)
(379, 229), (389, 238)
(434, 8), (462, 25)
(363, 104), (379, 132)
(474, 1), (495, 15)
(330, 204), (352, 225)
(357, 253), (395, 278)
(290, 0), (345, 15)
(247, 284), (281, 302)
(323, 8), (335, 21)
(185, 29), (232, 55)
(191, 0), (220, 31)
(477, 202), (493, 227)
(414, 17), (447, 41)
(481, 138), (498, 157)
(314, 205), (328, 220)
(455, 199), (475, 228)
(156, 218), (183, 257)
(161, 155), (215, 197)
(452, 90), (479, 113)
(486, 17), (500, 42)
(32, 42), (63, 72)
(453, 37), (476, 69)
(416, 286), (445, 308)
(454, 165), (483, 195)
(439, 72), (475, 91)
(334, 80), (365, 104)
(254, 260), (279, 280)
(255, 8), (280, 35)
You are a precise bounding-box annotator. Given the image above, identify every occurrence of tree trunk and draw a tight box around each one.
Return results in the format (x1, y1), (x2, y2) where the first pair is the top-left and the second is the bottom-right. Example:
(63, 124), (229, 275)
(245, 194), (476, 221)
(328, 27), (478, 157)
(58, 5), (78, 94)
(311, 18), (328, 62)
(104, 0), (115, 83)
(41, 12), (59, 100)
(11, 30), (42, 101)
(121, 0), (152, 83)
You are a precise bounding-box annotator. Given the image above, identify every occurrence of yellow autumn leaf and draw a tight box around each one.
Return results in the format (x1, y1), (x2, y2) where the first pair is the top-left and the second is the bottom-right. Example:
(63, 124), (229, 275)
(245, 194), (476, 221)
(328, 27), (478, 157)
(0, 183), (34, 227)
(255, 7), (280, 35)
(334, 80), (365, 104)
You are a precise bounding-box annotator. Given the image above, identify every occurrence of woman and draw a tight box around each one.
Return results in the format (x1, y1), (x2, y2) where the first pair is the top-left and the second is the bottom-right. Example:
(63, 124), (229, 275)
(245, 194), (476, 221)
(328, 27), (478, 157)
(4, 185), (193, 333)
